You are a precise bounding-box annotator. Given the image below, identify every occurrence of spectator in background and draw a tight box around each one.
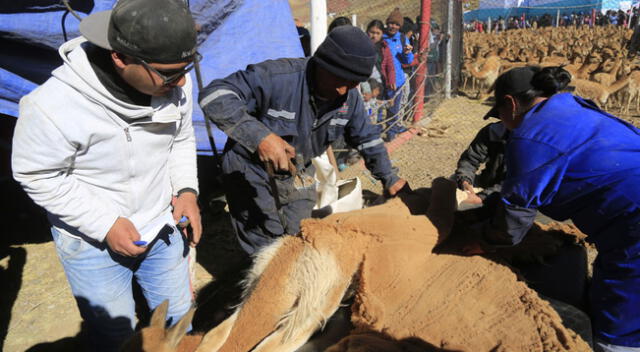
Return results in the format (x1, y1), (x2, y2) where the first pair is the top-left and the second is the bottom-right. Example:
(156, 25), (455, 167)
(328, 16), (352, 33)
(610, 10), (619, 26)
(383, 8), (414, 141)
(361, 78), (384, 117)
(473, 19), (483, 32)
(367, 19), (396, 94)
(628, 17), (640, 58)
(596, 12), (604, 26)
(540, 13), (553, 27)
(631, 7), (639, 29)
(400, 18), (418, 120)
(402, 16), (417, 47)
(295, 18), (311, 57)
(367, 19), (396, 148)
(618, 9), (627, 27)
(426, 23), (443, 99)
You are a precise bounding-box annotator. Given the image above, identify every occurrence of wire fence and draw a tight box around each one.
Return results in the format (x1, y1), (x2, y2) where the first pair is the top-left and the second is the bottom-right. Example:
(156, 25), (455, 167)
(292, 1), (463, 139)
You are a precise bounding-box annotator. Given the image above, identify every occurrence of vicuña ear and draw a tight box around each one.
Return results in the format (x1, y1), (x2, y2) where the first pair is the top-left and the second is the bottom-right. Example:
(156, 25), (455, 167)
(150, 300), (170, 329)
(166, 308), (195, 348)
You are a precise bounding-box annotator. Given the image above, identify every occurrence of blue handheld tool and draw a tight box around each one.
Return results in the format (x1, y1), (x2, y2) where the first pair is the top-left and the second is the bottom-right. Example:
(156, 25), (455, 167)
(133, 240), (148, 246)
(178, 215), (190, 228)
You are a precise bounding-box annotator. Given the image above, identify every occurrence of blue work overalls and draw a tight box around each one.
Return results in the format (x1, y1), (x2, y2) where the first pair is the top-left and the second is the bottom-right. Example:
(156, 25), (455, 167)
(489, 93), (640, 347)
(199, 58), (399, 255)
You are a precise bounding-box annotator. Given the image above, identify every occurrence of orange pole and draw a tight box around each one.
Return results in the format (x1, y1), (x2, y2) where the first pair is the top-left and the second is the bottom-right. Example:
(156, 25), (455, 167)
(413, 0), (432, 123)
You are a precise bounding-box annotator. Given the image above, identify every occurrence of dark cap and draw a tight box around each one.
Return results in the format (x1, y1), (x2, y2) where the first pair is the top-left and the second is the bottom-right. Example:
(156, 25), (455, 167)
(312, 26), (376, 82)
(80, 0), (197, 64)
(483, 66), (537, 120)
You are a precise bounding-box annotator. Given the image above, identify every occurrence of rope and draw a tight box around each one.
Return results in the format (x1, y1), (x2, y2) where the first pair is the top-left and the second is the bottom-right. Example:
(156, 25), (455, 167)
(376, 67), (449, 134)
(369, 58), (429, 121)
(60, 0), (82, 42)
(371, 58), (447, 130)
(61, 0), (82, 21)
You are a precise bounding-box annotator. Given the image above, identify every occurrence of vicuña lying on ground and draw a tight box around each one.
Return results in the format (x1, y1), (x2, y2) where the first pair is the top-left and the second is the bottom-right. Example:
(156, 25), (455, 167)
(126, 179), (591, 352)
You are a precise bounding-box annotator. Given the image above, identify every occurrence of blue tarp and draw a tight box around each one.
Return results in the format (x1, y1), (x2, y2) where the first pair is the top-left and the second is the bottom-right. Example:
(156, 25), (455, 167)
(0, 0), (304, 154)
(464, 0), (626, 22)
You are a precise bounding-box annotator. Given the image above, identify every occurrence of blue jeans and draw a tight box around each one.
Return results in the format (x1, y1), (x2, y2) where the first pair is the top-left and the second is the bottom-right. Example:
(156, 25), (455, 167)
(52, 225), (193, 352)
(384, 89), (406, 141)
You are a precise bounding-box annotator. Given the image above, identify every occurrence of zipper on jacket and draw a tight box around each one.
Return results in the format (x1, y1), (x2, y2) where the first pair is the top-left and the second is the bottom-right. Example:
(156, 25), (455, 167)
(123, 127), (137, 212)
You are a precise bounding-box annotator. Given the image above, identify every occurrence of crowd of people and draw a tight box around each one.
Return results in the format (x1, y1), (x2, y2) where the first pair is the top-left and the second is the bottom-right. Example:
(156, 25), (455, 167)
(297, 9), (448, 145)
(9, 0), (640, 351)
(466, 6), (640, 33)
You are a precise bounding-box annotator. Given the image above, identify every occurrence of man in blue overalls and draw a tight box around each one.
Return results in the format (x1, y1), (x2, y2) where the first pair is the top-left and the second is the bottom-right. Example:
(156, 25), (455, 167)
(199, 26), (408, 255)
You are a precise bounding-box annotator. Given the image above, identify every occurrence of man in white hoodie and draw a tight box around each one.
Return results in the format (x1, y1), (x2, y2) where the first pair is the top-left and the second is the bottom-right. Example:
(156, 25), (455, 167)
(11, 0), (201, 350)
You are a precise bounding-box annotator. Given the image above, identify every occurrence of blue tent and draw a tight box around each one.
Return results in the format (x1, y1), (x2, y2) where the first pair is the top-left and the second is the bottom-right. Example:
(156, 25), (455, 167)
(0, 0), (304, 154)
(464, 0), (626, 22)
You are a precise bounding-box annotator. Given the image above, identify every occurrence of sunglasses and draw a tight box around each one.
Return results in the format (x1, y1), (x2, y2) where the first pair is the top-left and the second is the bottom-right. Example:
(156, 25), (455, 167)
(135, 52), (202, 85)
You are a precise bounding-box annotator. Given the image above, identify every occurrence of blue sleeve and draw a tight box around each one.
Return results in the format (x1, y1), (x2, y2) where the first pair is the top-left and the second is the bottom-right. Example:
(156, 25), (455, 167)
(399, 36), (414, 65)
(484, 138), (568, 246)
(502, 138), (569, 208)
(198, 64), (273, 153)
(344, 93), (399, 189)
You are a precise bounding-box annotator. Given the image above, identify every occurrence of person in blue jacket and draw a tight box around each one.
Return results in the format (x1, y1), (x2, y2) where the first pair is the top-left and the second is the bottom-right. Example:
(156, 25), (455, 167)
(199, 26), (408, 255)
(382, 8), (414, 141)
(466, 66), (640, 352)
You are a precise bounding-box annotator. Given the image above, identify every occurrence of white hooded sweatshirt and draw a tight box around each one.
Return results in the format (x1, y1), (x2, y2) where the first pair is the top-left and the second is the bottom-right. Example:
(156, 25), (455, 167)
(12, 37), (199, 243)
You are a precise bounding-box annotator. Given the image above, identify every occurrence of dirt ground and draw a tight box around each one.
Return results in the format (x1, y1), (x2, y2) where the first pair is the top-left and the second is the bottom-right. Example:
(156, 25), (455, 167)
(1, 96), (636, 351)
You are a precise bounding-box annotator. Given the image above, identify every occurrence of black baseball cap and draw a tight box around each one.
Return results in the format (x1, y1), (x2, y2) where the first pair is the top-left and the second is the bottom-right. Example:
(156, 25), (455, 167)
(483, 66), (538, 120)
(79, 0), (197, 64)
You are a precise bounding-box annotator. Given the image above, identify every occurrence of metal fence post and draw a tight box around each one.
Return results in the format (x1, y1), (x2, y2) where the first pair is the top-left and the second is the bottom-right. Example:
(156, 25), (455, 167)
(445, 0), (453, 99)
(310, 0), (327, 54)
(412, 0), (431, 123)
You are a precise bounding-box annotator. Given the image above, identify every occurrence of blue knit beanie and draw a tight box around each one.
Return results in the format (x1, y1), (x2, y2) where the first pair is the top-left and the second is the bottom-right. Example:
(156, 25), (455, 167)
(313, 26), (376, 82)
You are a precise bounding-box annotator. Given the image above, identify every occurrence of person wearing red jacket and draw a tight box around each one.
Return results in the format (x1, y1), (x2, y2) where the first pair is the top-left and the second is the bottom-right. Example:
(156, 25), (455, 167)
(366, 19), (396, 92)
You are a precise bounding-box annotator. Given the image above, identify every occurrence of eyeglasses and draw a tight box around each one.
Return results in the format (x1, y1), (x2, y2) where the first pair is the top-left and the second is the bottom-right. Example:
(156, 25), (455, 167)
(135, 52), (202, 85)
